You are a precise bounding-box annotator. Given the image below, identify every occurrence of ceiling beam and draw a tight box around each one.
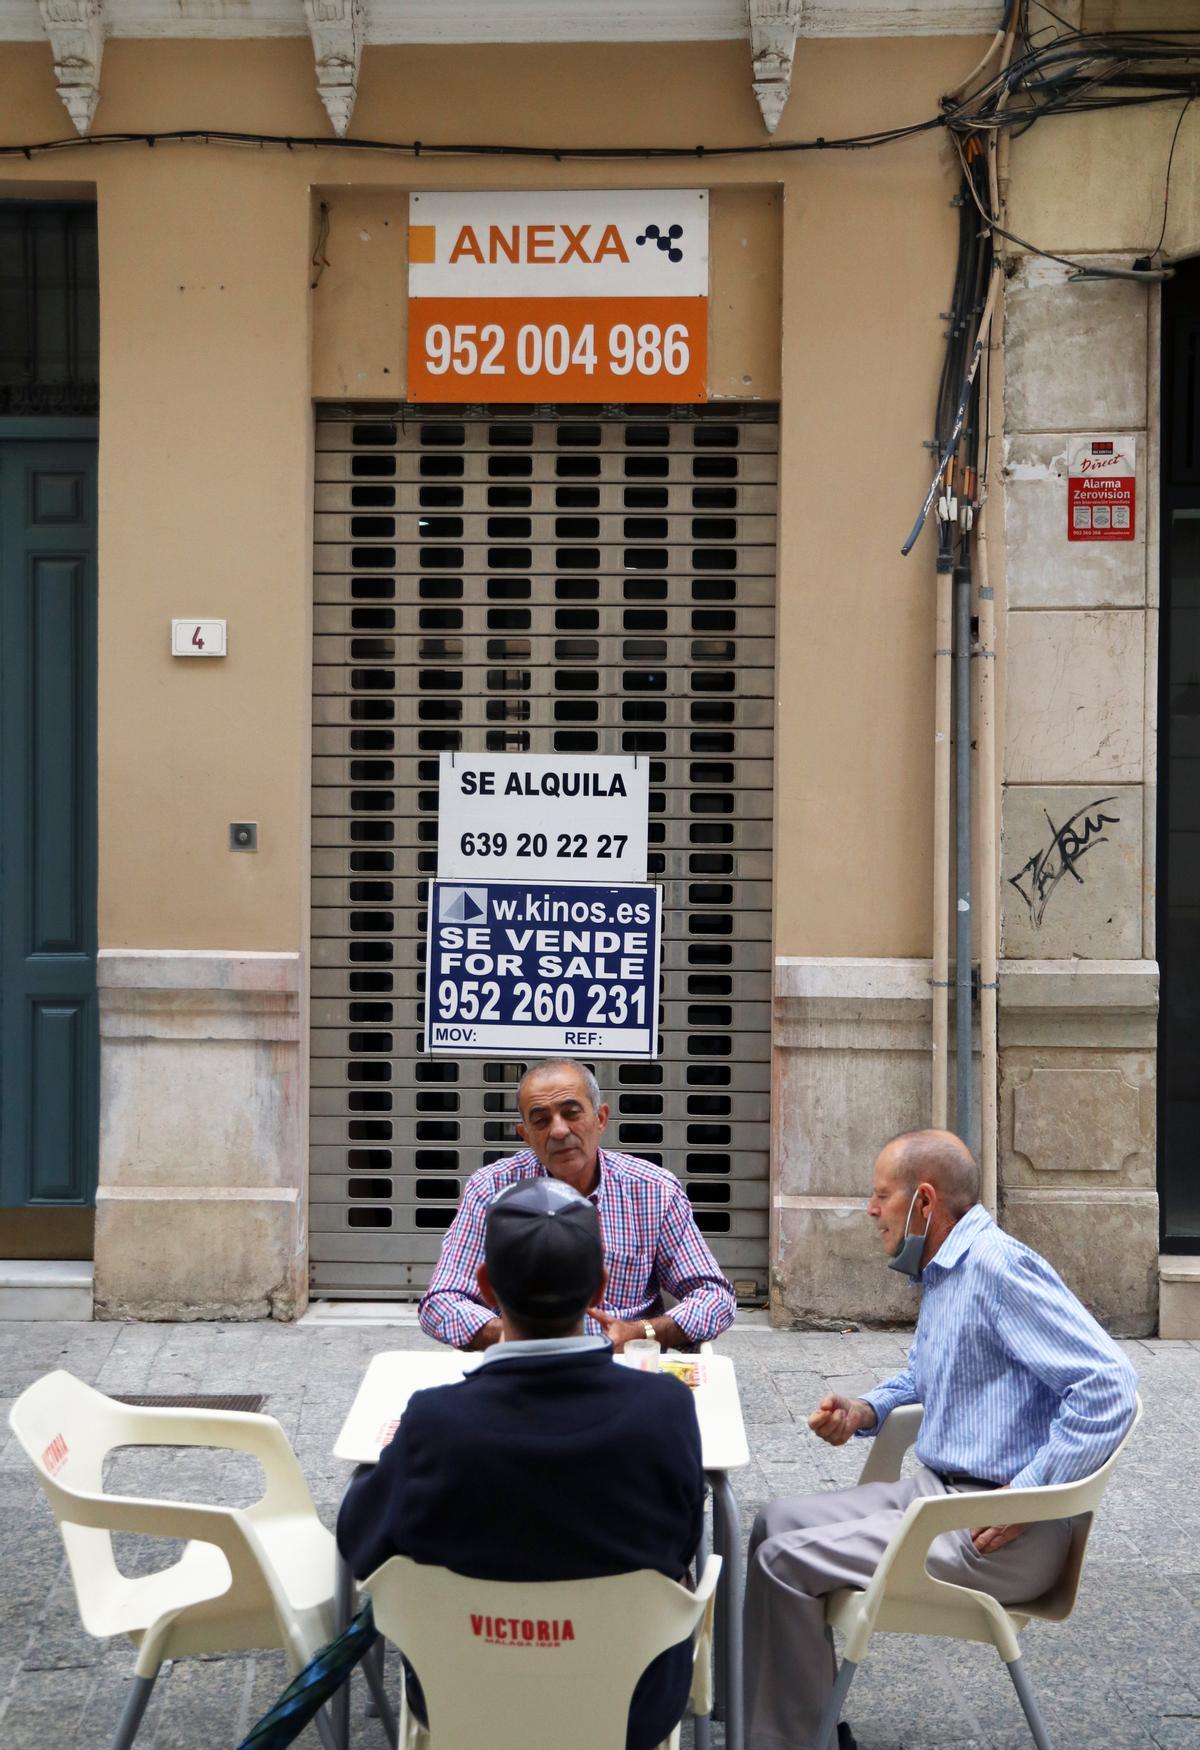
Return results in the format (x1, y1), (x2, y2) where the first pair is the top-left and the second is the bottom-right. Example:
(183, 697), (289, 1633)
(38, 0), (104, 135)
(747, 0), (802, 134)
(304, 0), (363, 137)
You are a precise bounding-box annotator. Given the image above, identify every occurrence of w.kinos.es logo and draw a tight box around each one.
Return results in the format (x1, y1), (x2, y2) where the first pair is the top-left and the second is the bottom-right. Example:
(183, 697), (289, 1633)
(438, 886), (488, 924)
(408, 190), (708, 404)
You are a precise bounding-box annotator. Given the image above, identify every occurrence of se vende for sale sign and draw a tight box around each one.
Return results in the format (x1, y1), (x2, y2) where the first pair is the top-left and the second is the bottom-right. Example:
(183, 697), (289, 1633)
(407, 190), (708, 403)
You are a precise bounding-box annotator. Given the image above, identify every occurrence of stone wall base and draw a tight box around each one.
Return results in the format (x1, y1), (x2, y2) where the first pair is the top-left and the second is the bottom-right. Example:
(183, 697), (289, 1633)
(93, 951), (306, 1322)
(94, 1187), (304, 1322)
(772, 956), (1161, 1334)
(1159, 1257), (1200, 1339)
(771, 1200), (920, 1327)
(1000, 961), (1158, 1336)
(1004, 1190), (1158, 1337)
(771, 958), (952, 1327)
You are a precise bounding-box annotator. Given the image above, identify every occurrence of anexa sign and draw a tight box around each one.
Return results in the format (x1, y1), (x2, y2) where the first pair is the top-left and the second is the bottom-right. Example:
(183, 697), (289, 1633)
(407, 189), (708, 403)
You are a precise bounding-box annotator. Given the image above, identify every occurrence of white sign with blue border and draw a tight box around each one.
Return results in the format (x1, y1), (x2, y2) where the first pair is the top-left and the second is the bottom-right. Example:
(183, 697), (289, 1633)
(428, 880), (661, 1059)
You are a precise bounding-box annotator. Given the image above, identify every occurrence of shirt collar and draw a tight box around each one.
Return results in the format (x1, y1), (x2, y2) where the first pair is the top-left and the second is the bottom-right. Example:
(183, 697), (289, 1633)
(527, 1150), (608, 1205)
(587, 1150), (608, 1206)
(923, 1202), (993, 1278)
(478, 1333), (609, 1365)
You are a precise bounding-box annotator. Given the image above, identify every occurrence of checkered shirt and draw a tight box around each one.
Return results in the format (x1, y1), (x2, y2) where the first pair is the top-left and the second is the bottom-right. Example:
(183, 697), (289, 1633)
(418, 1148), (737, 1350)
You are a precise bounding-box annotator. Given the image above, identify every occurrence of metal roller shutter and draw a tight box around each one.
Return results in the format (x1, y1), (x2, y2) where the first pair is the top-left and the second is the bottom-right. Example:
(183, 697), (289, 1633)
(311, 404), (777, 1300)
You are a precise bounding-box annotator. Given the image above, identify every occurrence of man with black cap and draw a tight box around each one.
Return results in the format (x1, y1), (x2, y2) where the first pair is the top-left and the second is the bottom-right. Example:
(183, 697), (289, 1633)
(337, 1178), (706, 1750)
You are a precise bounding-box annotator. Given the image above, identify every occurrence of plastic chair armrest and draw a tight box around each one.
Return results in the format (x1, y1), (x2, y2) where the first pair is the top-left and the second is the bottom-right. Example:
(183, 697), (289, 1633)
(58, 1485), (247, 1545)
(855, 1404), (924, 1486)
(687, 1557), (721, 1717)
(107, 1409), (317, 1515)
(691, 1551), (722, 1609)
(108, 1405), (287, 1456)
(862, 1475), (1092, 1611)
(57, 1487), (270, 1595)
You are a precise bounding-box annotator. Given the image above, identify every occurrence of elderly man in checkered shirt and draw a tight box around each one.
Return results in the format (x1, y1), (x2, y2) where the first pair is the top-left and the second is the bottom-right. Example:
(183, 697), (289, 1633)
(419, 1058), (737, 1352)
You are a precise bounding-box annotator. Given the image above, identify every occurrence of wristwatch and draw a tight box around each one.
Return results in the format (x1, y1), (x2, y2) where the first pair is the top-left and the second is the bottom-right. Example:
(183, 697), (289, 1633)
(643, 1321), (656, 1343)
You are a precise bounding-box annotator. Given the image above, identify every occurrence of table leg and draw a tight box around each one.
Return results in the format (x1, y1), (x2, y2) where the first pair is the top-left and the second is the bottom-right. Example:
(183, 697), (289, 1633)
(710, 1482), (727, 1724)
(693, 1513), (712, 1750)
(332, 1543), (355, 1750)
(709, 1470), (744, 1750)
(331, 1462), (371, 1750)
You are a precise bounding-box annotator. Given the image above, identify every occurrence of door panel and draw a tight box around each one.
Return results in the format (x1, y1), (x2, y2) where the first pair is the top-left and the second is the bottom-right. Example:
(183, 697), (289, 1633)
(0, 439), (97, 1208)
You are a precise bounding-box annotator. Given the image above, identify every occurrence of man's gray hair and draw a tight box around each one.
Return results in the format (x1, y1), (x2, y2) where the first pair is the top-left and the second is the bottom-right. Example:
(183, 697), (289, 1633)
(883, 1128), (981, 1217)
(517, 1058), (603, 1114)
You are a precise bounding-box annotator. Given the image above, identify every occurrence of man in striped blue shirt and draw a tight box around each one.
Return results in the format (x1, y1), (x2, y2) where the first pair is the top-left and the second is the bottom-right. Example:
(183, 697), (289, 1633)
(744, 1128), (1138, 1750)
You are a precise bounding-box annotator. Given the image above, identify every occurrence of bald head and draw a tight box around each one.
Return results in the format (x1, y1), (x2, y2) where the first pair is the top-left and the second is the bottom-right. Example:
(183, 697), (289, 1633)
(880, 1129), (980, 1218)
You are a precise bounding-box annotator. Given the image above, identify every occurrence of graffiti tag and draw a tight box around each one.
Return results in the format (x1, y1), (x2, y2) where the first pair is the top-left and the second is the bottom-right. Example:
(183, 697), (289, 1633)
(1008, 798), (1120, 928)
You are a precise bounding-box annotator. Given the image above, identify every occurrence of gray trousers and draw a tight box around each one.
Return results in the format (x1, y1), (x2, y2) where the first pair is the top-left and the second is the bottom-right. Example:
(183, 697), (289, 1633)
(743, 1467), (1072, 1750)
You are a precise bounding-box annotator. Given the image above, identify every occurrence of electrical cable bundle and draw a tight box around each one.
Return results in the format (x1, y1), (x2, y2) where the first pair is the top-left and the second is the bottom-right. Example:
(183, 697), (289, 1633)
(902, 124), (998, 559)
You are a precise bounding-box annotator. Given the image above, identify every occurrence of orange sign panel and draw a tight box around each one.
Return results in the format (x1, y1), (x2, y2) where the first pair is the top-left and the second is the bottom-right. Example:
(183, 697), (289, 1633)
(407, 192), (709, 404)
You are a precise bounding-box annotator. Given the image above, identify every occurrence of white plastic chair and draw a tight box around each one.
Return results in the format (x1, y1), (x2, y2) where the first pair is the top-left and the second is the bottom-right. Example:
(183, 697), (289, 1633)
(9, 1368), (340, 1750)
(816, 1396), (1143, 1750)
(365, 1551), (722, 1750)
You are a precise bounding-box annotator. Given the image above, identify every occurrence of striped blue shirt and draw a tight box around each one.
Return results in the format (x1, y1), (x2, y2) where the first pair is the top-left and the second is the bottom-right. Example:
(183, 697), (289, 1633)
(861, 1204), (1137, 1489)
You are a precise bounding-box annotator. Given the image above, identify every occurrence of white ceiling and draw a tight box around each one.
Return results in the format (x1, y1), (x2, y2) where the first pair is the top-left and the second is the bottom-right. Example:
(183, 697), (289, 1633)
(0, 1), (1006, 46)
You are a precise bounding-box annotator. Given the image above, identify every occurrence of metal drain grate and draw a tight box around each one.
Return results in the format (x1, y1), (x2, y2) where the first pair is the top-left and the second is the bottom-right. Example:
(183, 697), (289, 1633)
(113, 1393), (266, 1413)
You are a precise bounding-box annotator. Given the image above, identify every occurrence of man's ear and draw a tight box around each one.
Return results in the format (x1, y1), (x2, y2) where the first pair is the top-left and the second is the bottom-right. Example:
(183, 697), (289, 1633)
(477, 1262), (499, 1310)
(595, 1103), (610, 1136)
(515, 1121), (528, 1144)
(587, 1267), (610, 1313)
(916, 1180), (937, 1221)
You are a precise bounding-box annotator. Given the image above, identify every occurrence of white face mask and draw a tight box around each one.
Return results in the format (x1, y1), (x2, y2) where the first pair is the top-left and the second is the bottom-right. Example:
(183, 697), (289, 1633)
(886, 1188), (932, 1281)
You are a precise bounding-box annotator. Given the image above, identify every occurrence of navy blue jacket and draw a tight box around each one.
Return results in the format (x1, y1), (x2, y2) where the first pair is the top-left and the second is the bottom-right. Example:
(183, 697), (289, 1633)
(337, 1342), (705, 1750)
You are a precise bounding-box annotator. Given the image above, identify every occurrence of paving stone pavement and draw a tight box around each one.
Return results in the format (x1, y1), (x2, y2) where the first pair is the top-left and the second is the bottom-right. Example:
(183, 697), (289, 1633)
(0, 1319), (1195, 1750)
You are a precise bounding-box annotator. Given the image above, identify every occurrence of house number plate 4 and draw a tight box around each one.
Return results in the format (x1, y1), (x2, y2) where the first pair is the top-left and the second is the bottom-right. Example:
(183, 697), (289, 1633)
(171, 619), (227, 656)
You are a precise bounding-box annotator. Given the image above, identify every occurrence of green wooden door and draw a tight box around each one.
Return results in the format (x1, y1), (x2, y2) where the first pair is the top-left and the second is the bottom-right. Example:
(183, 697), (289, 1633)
(0, 436), (98, 1208)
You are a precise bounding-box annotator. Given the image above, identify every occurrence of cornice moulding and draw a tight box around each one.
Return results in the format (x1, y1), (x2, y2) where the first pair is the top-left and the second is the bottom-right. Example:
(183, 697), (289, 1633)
(0, 1), (1005, 45)
(37, 0), (103, 134)
(748, 0), (802, 135)
(304, 0), (362, 136)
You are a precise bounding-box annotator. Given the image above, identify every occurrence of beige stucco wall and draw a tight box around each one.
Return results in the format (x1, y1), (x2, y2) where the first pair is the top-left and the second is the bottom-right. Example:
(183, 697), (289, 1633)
(2, 23), (1174, 1331)
(0, 31), (986, 1316)
(1008, 100), (1200, 260)
(1, 32), (977, 962)
(2, 41), (326, 955)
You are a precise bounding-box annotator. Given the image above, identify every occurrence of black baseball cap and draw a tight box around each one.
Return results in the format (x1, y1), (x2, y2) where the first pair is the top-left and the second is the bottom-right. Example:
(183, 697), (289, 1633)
(484, 1178), (604, 1321)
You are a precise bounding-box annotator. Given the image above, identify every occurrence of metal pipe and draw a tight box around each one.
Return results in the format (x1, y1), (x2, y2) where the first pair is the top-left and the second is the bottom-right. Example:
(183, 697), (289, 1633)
(974, 104), (1010, 1209)
(954, 546), (973, 1143)
(932, 539), (954, 1131)
(975, 497), (999, 1213)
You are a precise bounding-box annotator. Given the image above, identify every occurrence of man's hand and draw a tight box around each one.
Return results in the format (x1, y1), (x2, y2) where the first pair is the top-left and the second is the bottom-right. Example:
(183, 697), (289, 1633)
(970, 1522), (1027, 1555)
(593, 1311), (688, 1352)
(465, 1318), (504, 1352)
(592, 1311), (648, 1352)
(807, 1394), (877, 1446)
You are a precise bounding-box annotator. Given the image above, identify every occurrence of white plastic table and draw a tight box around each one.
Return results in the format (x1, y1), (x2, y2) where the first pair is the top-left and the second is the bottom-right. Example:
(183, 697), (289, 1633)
(331, 1347), (749, 1750)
